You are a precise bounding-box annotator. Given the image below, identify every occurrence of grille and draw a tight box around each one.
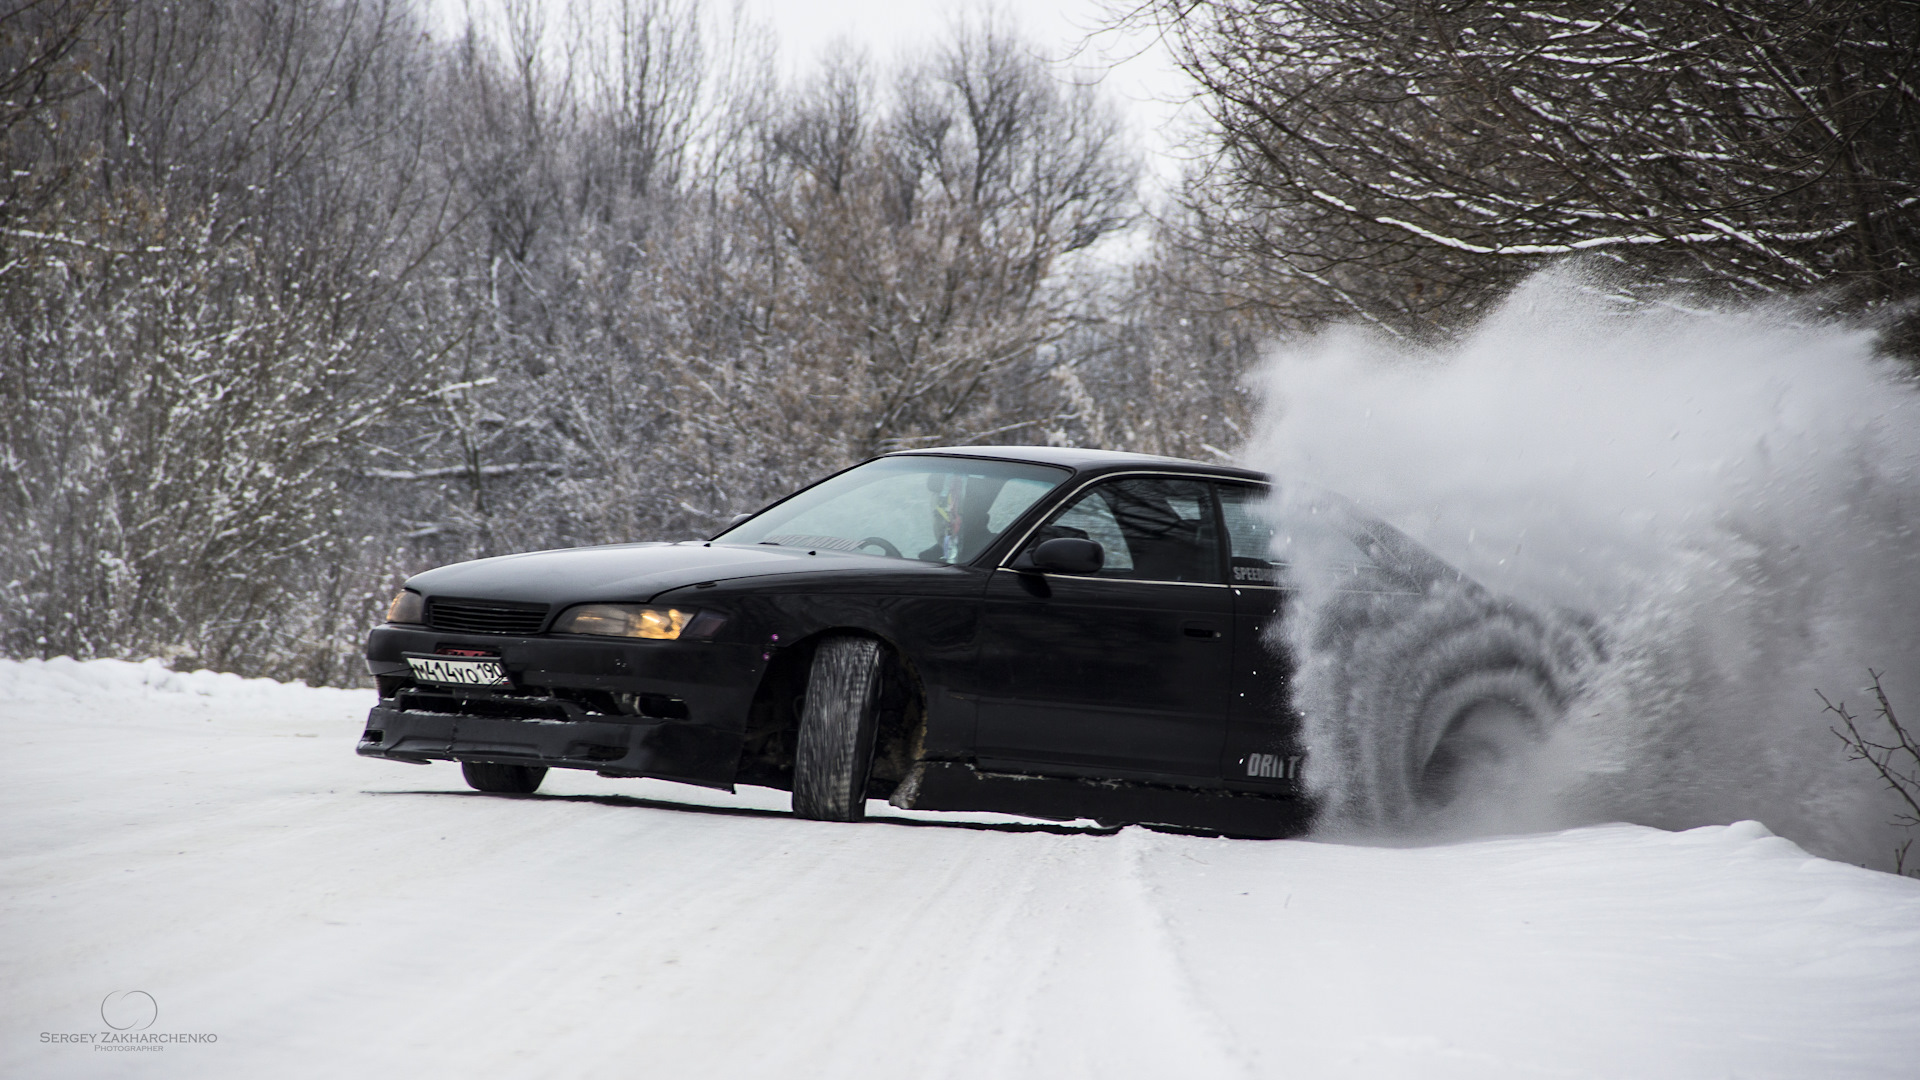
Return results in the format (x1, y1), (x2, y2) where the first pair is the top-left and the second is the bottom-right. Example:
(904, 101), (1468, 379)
(427, 597), (550, 636)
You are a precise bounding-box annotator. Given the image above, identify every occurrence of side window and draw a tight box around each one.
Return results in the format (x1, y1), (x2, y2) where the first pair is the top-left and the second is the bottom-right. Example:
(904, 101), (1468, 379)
(1027, 477), (1221, 583)
(1036, 488), (1135, 572)
(1218, 483), (1279, 586)
(1219, 483), (1384, 588)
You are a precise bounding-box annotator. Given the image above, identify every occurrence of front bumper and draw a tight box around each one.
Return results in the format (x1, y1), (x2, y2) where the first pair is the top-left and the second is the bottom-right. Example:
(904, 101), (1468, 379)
(358, 702), (743, 788)
(358, 624), (765, 789)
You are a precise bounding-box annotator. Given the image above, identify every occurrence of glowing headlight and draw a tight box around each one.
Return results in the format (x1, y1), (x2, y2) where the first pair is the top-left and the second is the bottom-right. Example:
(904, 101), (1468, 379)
(553, 603), (695, 640)
(386, 589), (425, 624)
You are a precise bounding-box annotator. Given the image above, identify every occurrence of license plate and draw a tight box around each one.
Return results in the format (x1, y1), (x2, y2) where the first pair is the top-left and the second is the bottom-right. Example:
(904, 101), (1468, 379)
(406, 655), (510, 688)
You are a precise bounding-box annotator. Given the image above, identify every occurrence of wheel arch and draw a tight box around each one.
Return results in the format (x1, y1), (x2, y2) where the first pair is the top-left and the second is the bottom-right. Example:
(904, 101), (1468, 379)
(735, 625), (927, 796)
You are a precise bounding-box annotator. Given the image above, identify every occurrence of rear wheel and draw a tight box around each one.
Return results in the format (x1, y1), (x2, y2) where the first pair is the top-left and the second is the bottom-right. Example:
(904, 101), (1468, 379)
(1299, 581), (1600, 828)
(793, 636), (884, 822)
(461, 761), (547, 795)
(1415, 684), (1552, 810)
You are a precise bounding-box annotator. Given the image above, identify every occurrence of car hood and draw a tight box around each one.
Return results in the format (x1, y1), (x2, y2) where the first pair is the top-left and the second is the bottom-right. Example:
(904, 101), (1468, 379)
(404, 541), (918, 608)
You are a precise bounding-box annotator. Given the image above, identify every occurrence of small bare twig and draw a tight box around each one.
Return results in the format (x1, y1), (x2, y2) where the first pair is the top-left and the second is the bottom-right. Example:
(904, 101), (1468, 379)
(1822, 670), (1920, 876)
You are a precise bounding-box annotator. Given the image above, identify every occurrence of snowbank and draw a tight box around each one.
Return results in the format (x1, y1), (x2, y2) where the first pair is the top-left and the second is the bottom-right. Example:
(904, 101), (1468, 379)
(0, 656), (368, 706)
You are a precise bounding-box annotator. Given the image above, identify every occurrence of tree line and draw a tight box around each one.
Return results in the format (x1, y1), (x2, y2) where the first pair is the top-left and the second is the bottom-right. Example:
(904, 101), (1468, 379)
(2, 0), (1910, 684)
(0, 0), (1257, 682)
(1145, 0), (1920, 339)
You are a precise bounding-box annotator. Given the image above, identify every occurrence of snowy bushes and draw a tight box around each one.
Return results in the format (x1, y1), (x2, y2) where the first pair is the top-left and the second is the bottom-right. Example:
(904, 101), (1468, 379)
(1824, 673), (1920, 875)
(0, 213), (426, 679)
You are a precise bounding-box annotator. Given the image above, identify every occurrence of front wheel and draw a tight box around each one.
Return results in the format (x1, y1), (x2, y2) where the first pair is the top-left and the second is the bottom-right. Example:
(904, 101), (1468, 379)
(793, 636), (885, 821)
(461, 761), (547, 794)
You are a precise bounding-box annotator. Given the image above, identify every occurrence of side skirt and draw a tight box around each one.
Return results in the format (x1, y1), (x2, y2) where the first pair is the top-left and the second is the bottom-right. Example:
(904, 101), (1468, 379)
(891, 761), (1313, 839)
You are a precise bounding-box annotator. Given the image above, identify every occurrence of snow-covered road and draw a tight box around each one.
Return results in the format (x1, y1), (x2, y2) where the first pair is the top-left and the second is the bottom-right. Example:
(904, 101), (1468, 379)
(5, 658), (1918, 1078)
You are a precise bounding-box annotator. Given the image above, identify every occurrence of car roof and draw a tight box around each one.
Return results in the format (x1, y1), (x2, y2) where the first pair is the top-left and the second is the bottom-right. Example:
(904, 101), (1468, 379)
(887, 445), (1268, 483)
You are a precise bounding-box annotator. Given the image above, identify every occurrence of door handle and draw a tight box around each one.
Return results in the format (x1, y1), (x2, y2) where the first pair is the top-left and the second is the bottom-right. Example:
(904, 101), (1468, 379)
(1183, 622), (1221, 640)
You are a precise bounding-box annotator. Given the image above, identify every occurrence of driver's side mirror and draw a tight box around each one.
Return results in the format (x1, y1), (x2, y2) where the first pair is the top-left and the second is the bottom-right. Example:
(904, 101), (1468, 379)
(1019, 536), (1104, 574)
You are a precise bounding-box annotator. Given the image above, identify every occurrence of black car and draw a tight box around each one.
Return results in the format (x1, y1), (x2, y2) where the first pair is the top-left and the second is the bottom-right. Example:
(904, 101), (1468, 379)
(357, 446), (1525, 836)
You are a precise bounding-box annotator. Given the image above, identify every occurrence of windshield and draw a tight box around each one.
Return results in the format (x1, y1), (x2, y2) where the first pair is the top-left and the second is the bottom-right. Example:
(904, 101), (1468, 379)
(717, 456), (1069, 564)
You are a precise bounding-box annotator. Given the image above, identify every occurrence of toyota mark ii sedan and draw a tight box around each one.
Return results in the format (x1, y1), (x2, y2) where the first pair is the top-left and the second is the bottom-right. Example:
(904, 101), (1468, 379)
(358, 446), (1473, 836)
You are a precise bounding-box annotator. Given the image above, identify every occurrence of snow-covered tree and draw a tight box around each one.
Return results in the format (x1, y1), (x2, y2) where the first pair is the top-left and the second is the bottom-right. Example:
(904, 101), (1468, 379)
(1152, 0), (1920, 340)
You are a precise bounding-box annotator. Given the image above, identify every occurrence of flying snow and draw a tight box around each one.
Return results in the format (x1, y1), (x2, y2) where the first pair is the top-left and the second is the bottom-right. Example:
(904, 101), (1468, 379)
(1244, 265), (1920, 868)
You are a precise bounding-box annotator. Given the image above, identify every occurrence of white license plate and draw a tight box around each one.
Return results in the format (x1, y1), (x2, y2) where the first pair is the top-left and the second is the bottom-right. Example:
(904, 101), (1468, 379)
(406, 656), (510, 688)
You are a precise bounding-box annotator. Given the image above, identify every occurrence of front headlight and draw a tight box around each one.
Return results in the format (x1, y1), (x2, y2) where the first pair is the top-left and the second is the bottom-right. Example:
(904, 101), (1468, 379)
(386, 589), (425, 624)
(553, 603), (695, 640)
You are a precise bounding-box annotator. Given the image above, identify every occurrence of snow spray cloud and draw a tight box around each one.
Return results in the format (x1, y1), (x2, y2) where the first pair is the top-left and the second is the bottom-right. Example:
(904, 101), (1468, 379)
(1244, 265), (1920, 867)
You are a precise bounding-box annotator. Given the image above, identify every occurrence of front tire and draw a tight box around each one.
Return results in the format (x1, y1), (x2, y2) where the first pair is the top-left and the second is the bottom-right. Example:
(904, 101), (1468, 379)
(793, 636), (884, 821)
(461, 761), (547, 794)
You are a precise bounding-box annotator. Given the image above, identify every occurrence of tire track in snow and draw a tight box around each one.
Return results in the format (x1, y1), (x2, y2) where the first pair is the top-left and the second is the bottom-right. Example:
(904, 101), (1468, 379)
(9, 662), (1920, 1080)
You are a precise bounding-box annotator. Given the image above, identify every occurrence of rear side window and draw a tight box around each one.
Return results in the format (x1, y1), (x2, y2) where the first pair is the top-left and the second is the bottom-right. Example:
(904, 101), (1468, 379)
(1218, 483), (1382, 587)
(1219, 483), (1281, 586)
(1026, 477), (1222, 583)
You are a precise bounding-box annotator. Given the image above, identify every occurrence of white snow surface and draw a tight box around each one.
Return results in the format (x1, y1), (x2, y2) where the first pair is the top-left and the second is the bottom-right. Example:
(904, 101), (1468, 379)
(5, 657), (1918, 1078)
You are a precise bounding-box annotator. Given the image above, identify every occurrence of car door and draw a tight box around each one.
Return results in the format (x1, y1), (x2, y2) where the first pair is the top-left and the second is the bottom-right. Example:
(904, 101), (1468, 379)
(1216, 482), (1303, 791)
(1215, 482), (1419, 791)
(975, 475), (1232, 781)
